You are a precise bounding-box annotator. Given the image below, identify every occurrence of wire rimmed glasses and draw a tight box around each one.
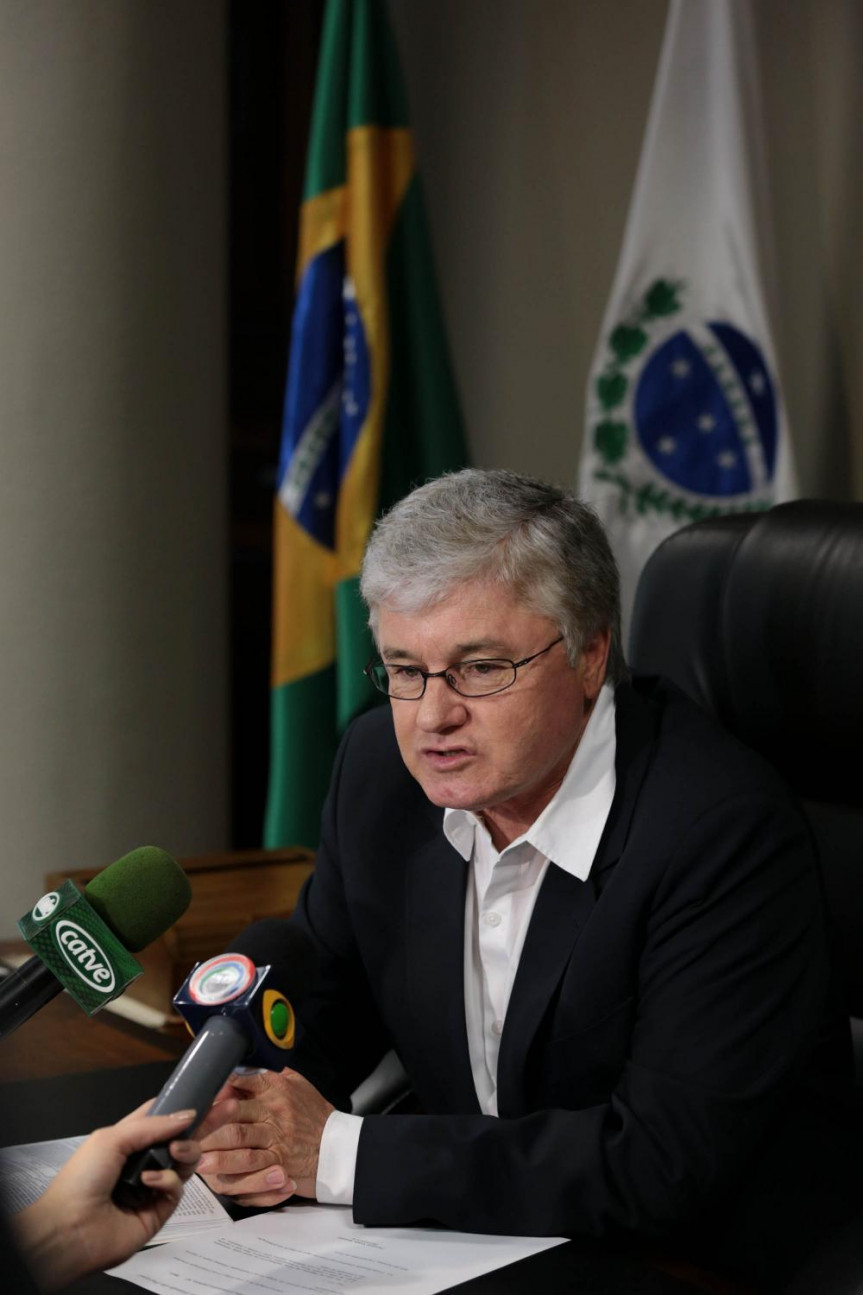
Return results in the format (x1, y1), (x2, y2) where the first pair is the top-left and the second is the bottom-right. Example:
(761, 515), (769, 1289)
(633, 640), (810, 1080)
(364, 636), (564, 700)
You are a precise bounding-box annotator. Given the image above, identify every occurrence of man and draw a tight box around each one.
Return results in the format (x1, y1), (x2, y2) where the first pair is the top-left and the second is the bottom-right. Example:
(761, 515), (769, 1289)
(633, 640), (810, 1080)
(199, 470), (853, 1282)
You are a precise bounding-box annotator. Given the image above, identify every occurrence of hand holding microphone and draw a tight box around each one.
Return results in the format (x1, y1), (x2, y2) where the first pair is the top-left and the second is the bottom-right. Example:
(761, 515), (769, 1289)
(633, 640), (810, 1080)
(11, 1102), (226, 1292)
(192, 920), (334, 1207)
(114, 920), (318, 1209)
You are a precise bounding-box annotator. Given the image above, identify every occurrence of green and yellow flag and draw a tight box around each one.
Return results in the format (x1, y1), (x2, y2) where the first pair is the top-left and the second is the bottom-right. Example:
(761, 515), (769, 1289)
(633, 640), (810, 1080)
(264, 0), (467, 849)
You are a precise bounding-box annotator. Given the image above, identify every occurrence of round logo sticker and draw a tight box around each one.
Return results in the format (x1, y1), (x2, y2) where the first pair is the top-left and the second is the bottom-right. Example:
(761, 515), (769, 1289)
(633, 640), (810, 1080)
(32, 892), (61, 922)
(633, 322), (777, 497)
(189, 953), (257, 1006)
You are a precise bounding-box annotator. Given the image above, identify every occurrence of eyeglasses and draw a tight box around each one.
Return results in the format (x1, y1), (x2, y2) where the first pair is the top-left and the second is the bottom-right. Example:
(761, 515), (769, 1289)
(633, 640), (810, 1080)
(364, 636), (565, 700)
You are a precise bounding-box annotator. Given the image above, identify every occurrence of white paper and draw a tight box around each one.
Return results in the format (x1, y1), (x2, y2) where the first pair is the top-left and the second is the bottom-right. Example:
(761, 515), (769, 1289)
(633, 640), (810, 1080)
(0, 1134), (231, 1245)
(0, 1136), (88, 1214)
(109, 1202), (566, 1294)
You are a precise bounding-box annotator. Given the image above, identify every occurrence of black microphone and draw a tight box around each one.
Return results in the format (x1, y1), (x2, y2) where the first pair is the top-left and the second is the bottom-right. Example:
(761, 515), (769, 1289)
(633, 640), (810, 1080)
(0, 848), (191, 1038)
(113, 921), (315, 1210)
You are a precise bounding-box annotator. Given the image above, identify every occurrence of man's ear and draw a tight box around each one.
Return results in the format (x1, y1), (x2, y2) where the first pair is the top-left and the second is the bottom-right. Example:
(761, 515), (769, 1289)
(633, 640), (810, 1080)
(580, 629), (611, 700)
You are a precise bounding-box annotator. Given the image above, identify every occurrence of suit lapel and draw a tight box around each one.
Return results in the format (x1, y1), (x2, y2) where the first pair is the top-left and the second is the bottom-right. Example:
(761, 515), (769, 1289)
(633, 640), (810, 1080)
(593, 680), (660, 880)
(497, 681), (660, 1114)
(405, 805), (480, 1112)
(497, 863), (596, 1115)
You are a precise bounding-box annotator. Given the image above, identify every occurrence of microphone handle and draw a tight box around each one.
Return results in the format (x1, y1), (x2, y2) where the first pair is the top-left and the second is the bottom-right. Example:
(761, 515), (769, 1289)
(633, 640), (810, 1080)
(113, 1014), (249, 1210)
(0, 957), (62, 1039)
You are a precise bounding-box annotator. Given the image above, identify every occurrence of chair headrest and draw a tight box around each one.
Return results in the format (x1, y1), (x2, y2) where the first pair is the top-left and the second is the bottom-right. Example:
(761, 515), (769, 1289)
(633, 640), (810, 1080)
(629, 500), (863, 805)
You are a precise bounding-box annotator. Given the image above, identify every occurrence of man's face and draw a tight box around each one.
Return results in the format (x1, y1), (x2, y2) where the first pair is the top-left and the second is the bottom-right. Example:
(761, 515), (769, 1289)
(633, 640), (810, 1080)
(376, 582), (610, 846)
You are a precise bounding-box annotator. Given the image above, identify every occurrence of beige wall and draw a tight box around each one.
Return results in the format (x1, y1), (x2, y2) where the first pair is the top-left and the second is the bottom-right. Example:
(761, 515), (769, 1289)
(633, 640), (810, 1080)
(389, 0), (863, 499)
(0, 1), (227, 935)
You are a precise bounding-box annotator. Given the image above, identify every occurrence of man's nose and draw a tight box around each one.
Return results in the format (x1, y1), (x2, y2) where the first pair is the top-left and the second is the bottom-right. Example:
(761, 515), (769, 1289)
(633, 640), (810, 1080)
(415, 676), (468, 730)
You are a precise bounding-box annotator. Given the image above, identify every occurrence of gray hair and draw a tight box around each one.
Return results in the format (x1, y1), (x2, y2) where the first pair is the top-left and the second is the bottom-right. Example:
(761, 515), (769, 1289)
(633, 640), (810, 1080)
(360, 468), (627, 685)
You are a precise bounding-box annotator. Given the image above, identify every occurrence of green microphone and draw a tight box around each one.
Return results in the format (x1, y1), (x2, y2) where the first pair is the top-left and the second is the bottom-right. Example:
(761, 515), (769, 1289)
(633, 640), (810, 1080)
(0, 847), (191, 1037)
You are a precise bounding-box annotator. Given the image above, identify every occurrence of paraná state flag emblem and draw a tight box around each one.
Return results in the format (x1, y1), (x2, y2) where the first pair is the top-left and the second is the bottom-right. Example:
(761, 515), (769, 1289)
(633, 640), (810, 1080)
(590, 277), (779, 524)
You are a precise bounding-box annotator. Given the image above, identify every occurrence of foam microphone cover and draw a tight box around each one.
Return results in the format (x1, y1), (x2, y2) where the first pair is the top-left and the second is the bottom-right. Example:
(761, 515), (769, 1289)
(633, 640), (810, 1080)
(85, 846), (192, 950)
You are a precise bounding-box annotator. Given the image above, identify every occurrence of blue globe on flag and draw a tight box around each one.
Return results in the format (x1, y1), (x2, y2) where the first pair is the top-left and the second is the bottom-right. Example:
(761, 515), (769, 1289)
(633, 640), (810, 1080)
(634, 322), (778, 497)
(277, 251), (371, 551)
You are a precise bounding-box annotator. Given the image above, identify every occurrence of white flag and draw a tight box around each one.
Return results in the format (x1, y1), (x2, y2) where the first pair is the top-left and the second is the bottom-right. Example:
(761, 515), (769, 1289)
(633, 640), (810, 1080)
(578, 0), (797, 638)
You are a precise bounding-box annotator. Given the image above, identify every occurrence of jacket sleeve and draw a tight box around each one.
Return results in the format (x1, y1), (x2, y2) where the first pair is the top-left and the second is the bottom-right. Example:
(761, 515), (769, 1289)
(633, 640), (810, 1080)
(286, 723), (395, 1113)
(352, 792), (837, 1239)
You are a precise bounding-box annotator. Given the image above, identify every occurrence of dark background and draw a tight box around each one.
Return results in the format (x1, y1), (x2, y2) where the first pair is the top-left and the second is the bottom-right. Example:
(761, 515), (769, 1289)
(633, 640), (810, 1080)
(229, 2), (322, 847)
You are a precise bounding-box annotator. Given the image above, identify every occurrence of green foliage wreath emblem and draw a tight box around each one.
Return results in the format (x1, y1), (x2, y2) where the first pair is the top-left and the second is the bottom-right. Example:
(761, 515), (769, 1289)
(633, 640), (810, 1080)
(590, 278), (770, 524)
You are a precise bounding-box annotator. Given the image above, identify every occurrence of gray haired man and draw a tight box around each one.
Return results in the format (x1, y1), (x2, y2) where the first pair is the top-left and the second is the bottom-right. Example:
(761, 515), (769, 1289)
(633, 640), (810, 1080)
(199, 469), (851, 1286)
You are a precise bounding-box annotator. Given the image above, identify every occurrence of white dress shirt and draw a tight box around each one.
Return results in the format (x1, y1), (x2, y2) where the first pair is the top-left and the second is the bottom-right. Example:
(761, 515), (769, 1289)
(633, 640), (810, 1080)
(315, 685), (617, 1204)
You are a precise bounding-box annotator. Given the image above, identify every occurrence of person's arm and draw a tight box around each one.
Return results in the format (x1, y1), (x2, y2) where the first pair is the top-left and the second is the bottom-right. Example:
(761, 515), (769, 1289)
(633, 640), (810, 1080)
(12, 1105), (206, 1291)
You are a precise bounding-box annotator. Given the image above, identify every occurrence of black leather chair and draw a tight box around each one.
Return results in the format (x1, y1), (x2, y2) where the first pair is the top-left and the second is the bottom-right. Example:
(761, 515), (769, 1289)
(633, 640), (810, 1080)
(629, 499), (863, 1074)
(629, 500), (863, 1293)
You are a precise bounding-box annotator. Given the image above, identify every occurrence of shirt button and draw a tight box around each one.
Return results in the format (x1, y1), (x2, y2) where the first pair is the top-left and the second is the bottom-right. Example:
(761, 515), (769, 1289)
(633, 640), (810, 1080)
(483, 911), (502, 928)
(492, 1019), (504, 1035)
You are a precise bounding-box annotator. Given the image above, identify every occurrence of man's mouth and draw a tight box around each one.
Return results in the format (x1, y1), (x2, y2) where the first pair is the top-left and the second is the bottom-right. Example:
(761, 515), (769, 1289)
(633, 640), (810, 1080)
(423, 747), (473, 767)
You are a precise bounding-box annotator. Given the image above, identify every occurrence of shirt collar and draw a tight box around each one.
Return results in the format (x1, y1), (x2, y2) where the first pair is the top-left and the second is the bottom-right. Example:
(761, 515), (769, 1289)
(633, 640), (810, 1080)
(443, 684), (617, 881)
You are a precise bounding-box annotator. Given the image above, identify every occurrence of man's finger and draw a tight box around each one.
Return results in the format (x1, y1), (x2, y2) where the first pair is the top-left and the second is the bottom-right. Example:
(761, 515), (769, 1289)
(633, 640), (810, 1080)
(226, 1068), (293, 1097)
(196, 1097), (240, 1142)
(198, 1147), (276, 1177)
(197, 1165), (293, 1205)
(232, 1097), (271, 1126)
(197, 1098), (238, 1136)
(222, 1165), (296, 1197)
(233, 1184), (296, 1208)
(197, 1120), (274, 1161)
(210, 1077), (246, 1105)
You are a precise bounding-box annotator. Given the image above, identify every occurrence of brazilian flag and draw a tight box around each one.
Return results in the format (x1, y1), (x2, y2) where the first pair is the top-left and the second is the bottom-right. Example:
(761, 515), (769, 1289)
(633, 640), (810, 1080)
(264, 0), (468, 850)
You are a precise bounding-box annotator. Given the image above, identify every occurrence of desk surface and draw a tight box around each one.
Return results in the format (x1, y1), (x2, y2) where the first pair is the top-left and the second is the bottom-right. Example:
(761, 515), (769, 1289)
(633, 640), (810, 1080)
(0, 964), (185, 1082)
(0, 1058), (708, 1295)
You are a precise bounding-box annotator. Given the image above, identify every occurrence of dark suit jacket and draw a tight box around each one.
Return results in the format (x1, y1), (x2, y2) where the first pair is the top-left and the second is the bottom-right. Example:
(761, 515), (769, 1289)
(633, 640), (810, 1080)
(290, 677), (855, 1283)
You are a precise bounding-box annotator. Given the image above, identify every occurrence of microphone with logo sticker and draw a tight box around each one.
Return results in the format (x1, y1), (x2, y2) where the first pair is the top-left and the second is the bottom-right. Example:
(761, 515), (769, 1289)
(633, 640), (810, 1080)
(113, 920), (315, 1209)
(0, 847), (192, 1038)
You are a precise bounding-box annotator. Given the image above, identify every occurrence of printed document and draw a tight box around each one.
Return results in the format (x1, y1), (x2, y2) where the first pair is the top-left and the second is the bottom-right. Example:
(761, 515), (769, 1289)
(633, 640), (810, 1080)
(109, 1202), (566, 1294)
